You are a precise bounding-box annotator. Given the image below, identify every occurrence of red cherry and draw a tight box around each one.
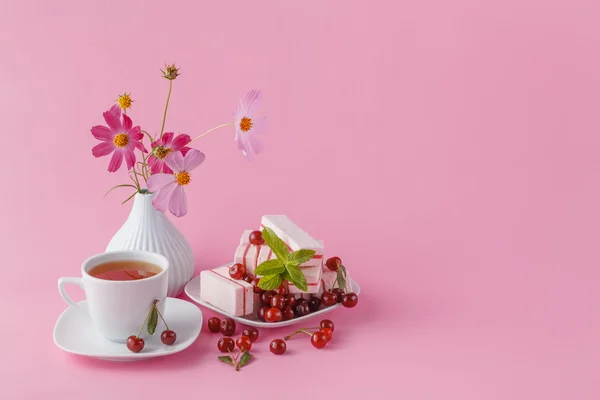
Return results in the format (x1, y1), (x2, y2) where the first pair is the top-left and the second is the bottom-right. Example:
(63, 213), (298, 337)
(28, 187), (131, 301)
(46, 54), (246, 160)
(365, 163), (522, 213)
(207, 317), (221, 333)
(320, 328), (333, 341)
(270, 339), (287, 355)
(342, 292), (358, 308)
(161, 329), (177, 345)
(242, 327), (259, 342)
(126, 336), (145, 353)
(320, 319), (335, 332)
(252, 277), (263, 294)
(307, 297), (321, 311)
(236, 336), (253, 351)
(293, 302), (310, 317)
(257, 306), (270, 322)
(260, 291), (275, 306)
(243, 274), (254, 284)
(217, 337), (235, 353)
(325, 256), (342, 271)
(311, 331), (328, 349)
(332, 288), (344, 303)
(270, 295), (286, 310)
(282, 305), (295, 321)
(265, 307), (283, 322)
(229, 263), (246, 280)
(321, 291), (338, 307)
(219, 318), (236, 336)
(297, 298), (309, 307)
(273, 283), (288, 296)
(284, 294), (297, 308)
(249, 230), (265, 245)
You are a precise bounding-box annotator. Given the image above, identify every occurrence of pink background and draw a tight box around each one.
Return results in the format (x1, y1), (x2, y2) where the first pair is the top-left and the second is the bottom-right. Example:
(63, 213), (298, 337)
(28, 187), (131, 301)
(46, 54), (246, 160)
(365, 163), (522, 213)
(1, 0), (598, 398)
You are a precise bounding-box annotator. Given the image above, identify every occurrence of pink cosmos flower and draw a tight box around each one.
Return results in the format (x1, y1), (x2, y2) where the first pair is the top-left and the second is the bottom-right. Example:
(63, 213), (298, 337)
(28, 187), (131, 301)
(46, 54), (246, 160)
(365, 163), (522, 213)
(148, 132), (192, 174)
(234, 89), (266, 160)
(91, 104), (147, 172)
(147, 149), (206, 217)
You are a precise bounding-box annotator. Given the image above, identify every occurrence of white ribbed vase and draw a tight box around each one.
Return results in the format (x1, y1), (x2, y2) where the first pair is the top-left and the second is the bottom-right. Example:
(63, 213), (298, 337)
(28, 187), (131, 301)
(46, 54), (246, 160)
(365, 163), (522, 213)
(106, 192), (195, 297)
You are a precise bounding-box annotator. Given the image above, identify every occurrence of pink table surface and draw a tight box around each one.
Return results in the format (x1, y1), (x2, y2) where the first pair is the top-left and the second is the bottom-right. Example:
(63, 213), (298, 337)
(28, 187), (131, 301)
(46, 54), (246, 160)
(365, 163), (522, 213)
(1, 0), (599, 398)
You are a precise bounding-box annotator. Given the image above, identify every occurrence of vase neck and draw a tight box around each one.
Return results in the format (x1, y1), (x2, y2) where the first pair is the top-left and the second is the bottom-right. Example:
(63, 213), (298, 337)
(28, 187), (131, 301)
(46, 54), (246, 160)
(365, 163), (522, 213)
(130, 192), (158, 215)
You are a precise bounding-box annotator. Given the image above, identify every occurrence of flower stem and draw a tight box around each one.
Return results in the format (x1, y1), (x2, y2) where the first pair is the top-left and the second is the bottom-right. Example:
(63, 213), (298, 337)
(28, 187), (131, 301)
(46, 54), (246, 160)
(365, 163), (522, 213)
(188, 122), (233, 144)
(129, 173), (140, 191)
(129, 169), (142, 190)
(140, 153), (150, 181)
(142, 130), (155, 143)
(159, 80), (173, 140)
(284, 329), (314, 340)
(131, 166), (147, 187)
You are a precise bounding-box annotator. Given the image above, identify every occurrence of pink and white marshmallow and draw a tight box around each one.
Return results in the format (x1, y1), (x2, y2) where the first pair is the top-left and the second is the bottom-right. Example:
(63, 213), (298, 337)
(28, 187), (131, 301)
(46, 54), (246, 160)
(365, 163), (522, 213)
(200, 266), (254, 316)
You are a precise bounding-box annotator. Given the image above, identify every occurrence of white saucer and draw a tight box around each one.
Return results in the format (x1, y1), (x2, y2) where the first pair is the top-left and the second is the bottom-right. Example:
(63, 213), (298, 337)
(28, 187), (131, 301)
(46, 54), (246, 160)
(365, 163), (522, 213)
(53, 297), (203, 361)
(184, 266), (361, 328)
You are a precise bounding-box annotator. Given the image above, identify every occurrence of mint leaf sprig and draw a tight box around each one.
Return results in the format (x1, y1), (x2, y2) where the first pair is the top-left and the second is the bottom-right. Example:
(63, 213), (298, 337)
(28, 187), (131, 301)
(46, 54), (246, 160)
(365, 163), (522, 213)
(254, 227), (315, 292)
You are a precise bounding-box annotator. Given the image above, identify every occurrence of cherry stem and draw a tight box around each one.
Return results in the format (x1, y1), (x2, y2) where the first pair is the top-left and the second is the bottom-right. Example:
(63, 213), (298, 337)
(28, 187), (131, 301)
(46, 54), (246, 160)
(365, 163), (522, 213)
(228, 349), (241, 372)
(136, 300), (158, 338)
(234, 349), (243, 363)
(154, 302), (170, 330)
(284, 328), (315, 340)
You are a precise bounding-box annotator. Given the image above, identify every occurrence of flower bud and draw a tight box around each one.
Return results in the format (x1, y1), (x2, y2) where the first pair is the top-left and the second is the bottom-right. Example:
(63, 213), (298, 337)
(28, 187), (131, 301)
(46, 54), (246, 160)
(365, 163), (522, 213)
(117, 93), (133, 110)
(161, 64), (180, 80)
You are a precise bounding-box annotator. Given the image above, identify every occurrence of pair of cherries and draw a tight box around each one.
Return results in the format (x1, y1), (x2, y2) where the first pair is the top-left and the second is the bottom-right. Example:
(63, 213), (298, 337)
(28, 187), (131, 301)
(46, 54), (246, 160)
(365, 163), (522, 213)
(268, 320), (335, 355)
(126, 300), (177, 353)
(126, 330), (176, 353)
(283, 319), (335, 349)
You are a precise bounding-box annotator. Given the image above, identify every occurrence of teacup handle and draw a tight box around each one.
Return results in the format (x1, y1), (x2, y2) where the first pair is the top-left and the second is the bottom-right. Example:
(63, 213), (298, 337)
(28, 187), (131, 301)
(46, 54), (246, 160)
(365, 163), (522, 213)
(58, 277), (84, 308)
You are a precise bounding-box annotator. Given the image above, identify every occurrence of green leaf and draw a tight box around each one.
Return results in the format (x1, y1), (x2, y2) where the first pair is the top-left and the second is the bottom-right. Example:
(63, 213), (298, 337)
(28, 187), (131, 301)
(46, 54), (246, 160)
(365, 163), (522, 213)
(147, 306), (158, 335)
(286, 263), (308, 292)
(258, 274), (284, 290)
(254, 259), (285, 276)
(238, 351), (253, 367)
(281, 270), (292, 281)
(288, 249), (316, 265)
(121, 191), (138, 205)
(218, 356), (234, 366)
(103, 184), (137, 198)
(336, 267), (347, 292)
(261, 227), (290, 262)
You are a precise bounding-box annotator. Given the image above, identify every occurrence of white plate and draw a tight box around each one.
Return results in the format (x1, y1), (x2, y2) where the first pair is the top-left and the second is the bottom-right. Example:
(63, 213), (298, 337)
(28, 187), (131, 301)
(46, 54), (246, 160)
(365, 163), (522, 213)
(53, 297), (203, 361)
(184, 267), (361, 328)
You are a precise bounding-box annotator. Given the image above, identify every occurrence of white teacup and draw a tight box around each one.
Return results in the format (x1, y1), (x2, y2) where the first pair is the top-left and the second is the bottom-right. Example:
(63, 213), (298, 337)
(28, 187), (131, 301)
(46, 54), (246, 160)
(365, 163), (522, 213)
(58, 250), (169, 343)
